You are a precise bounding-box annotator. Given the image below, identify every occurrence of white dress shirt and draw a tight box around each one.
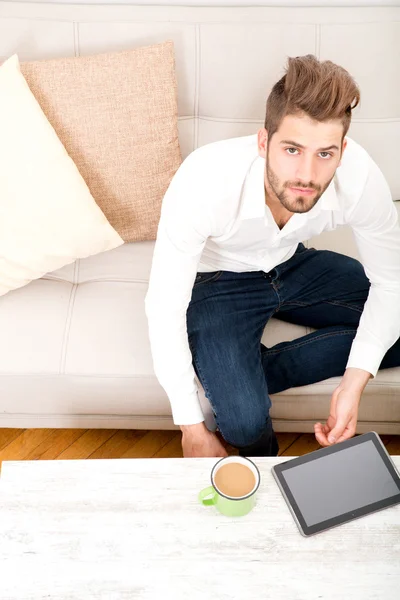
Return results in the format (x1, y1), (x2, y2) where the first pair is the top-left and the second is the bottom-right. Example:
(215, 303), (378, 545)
(145, 134), (400, 425)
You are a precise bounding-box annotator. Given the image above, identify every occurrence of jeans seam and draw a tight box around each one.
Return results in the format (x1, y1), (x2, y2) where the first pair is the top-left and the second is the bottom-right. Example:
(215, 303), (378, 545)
(193, 270), (223, 288)
(279, 300), (364, 313)
(271, 283), (282, 313)
(325, 300), (364, 313)
(279, 301), (308, 308)
(188, 335), (219, 421)
(263, 329), (356, 355)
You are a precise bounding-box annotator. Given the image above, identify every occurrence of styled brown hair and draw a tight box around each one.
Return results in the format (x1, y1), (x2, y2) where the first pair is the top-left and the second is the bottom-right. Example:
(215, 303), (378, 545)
(265, 54), (360, 146)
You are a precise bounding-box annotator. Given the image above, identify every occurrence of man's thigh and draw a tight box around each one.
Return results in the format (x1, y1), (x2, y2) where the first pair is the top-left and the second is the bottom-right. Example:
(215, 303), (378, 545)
(186, 270), (276, 408)
(186, 270), (277, 446)
(274, 246), (371, 328)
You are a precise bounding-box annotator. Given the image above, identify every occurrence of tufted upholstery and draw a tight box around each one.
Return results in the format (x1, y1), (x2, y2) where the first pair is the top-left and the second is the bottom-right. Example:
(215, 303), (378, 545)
(0, 1), (399, 432)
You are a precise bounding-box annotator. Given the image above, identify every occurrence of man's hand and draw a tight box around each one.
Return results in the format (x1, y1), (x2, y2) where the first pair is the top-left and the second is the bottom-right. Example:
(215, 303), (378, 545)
(314, 367), (371, 447)
(180, 422), (228, 458)
(314, 387), (361, 446)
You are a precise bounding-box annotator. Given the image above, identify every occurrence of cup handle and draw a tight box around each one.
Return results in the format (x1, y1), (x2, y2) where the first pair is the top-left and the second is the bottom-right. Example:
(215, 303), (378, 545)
(198, 486), (217, 506)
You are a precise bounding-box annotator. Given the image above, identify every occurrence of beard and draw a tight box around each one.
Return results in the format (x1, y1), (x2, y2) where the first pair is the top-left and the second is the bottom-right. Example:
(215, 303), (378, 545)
(266, 160), (334, 214)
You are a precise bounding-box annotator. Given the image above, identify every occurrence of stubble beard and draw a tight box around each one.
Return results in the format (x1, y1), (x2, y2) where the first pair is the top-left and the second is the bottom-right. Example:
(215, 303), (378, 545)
(265, 160), (333, 214)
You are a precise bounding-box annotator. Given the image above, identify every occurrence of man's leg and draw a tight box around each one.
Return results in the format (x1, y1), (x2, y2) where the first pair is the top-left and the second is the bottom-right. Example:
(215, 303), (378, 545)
(260, 244), (400, 394)
(187, 269), (280, 456)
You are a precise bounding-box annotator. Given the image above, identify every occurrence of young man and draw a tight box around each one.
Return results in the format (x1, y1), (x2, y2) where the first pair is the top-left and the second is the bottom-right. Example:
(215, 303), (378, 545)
(145, 55), (400, 458)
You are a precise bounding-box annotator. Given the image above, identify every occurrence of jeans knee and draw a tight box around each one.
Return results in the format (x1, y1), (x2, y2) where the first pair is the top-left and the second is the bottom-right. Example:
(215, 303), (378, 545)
(220, 414), (268, 448)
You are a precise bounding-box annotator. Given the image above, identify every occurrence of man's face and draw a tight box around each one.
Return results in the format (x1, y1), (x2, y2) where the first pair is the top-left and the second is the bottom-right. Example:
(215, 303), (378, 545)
(259, 113), (346, 213)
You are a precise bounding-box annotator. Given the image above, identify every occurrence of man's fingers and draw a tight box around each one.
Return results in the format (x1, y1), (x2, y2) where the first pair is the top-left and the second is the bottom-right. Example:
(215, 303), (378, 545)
(315, 414), (357, 447)
(315, 434), (329, 447)
(335, 435), (347, 444)
(335, 430), (355, 444)
(327, 419), (349, 444)
(314, 423), (330, 447)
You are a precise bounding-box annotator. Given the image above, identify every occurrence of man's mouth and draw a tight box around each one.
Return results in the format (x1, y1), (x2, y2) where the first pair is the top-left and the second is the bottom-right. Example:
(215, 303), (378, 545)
(289, 187), (315, 195)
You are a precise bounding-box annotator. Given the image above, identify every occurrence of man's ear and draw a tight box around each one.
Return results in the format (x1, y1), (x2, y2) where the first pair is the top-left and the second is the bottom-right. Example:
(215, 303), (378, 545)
(338, 138), (348, 167)
(257, 128), (268, 158)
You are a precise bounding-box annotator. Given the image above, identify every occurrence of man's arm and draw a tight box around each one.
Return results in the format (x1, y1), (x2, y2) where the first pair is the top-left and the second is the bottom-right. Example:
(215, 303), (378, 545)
(145, 151), (209, 425)
(144, 150), (228, 457)
(315, 158), (400, 446)
(345, 158), (400, 377)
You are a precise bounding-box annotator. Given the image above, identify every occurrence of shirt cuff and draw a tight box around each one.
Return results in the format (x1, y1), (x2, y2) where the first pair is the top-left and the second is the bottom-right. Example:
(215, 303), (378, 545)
(345, 339), (385, 378)
(170, 390), (205, 426)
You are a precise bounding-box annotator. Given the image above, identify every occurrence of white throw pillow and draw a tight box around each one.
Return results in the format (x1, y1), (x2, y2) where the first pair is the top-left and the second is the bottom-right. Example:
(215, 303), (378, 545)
(0, 54), (124, 296)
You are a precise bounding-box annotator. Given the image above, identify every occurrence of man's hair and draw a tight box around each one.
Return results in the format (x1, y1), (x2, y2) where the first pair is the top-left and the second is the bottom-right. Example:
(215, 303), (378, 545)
(264, 54), (360, 144)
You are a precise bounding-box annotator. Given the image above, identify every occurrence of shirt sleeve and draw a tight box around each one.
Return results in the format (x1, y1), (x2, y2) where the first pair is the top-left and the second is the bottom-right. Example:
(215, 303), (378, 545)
(345, 157), (400, 377)
(144, 150), (214, 425)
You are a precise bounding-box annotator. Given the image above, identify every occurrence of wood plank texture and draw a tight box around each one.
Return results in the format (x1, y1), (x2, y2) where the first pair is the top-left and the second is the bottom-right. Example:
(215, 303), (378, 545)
(56, 429), (118, 460)
(0, 430), (398, 473)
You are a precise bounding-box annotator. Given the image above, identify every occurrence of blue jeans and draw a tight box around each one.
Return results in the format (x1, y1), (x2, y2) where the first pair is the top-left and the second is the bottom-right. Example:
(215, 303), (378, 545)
(186, 243), (400, 457)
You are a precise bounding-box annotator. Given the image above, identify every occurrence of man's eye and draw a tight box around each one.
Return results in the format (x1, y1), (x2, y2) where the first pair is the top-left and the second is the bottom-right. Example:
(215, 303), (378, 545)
(286, 148), (298, 155)
(319, 152), (332, 159)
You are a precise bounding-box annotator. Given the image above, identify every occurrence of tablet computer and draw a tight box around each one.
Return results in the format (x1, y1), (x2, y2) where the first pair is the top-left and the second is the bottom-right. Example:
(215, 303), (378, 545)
(272, 431), (400, 537)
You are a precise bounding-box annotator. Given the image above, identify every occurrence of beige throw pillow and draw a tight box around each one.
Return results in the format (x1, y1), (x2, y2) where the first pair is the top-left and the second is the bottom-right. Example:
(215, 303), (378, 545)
(0, 54), (124, 297)
(21, 41), (182, 242)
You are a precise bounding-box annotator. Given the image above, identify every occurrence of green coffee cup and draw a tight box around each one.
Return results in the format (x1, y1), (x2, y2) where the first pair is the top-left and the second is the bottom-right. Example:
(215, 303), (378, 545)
(199, 456), (261, 517)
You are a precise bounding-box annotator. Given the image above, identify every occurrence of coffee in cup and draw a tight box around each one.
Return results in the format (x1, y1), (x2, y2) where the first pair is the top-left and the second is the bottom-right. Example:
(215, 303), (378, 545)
(199, 456), (260, 517)
(214, 462), (256, 498)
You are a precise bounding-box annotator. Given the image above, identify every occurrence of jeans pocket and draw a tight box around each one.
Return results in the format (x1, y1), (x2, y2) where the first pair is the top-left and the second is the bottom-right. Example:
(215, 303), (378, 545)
(193, 271), (223, 287)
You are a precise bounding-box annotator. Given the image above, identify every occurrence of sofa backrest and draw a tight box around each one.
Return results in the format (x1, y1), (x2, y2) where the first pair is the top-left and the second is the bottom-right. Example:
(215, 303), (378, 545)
(1, 1), (399, 203)
(1, 1), (398, 270)
(0, 0), (400, 199)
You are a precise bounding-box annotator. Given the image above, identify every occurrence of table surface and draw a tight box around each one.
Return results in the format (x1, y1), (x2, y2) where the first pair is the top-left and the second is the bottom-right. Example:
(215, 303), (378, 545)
(0, 456), (399, 600)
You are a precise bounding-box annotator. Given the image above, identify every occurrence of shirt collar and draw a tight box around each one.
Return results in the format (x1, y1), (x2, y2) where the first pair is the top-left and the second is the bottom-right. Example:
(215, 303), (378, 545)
(240, 155), (340, 221)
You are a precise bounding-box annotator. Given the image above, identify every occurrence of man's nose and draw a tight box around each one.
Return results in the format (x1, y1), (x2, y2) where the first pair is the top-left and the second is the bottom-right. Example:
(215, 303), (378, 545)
(295, 156), (316, 184)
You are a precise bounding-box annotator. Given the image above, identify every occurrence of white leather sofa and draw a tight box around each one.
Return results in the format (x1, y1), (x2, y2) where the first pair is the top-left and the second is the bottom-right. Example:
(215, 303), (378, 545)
(0, 1), (399, 433)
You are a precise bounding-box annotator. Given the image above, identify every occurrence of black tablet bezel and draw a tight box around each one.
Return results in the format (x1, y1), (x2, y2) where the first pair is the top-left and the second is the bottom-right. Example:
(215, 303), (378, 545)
(272, 431), (400, 537)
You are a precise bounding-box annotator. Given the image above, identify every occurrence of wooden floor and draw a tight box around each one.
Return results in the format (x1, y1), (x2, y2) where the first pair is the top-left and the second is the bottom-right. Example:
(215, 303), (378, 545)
(0, 429), (399, 472)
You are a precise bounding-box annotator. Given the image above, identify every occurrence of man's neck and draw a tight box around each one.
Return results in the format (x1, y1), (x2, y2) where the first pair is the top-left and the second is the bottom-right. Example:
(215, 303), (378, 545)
(265, 188), (294, 230)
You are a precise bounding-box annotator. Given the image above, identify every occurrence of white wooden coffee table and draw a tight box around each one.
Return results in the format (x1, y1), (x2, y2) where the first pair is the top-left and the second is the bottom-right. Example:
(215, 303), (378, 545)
(0, 457), (399, 600)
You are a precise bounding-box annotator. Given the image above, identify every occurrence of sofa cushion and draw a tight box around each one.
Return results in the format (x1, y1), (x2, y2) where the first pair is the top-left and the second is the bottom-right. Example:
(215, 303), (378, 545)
(20, 41), (182, 243)
(0, 254), (398, 432)
(0, 54), (123, 297)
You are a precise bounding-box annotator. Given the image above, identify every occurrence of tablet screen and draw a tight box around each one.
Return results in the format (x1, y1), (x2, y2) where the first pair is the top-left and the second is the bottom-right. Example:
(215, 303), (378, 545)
(281, 440), (399, 527)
